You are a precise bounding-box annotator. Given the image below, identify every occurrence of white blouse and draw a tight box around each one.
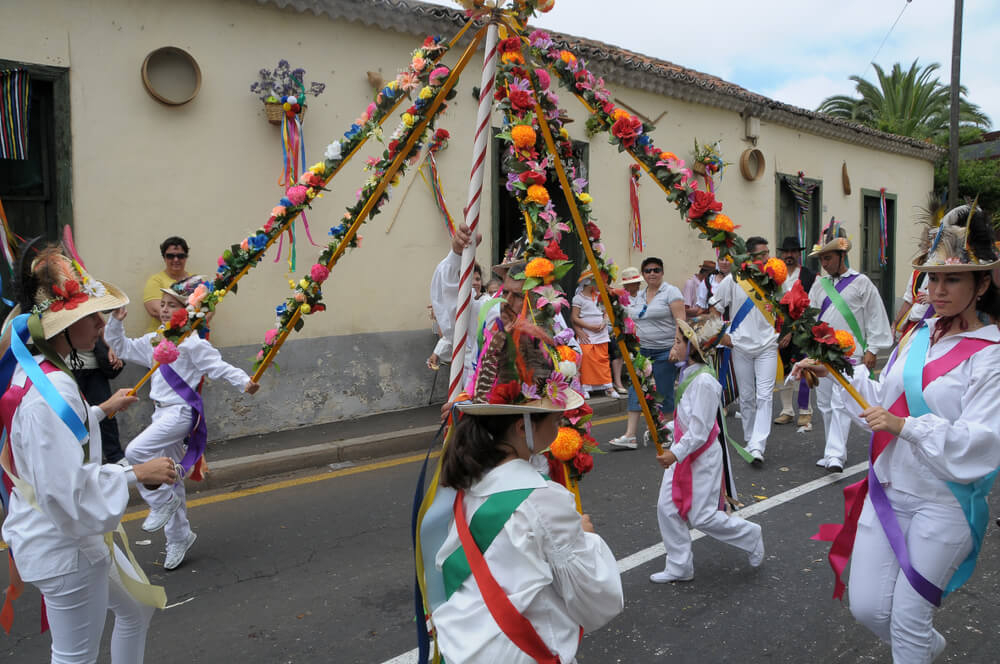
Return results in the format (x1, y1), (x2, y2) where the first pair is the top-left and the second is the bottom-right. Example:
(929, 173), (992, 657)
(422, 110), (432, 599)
(106, 317), (250, 404)
(1, 360), (130, 582)
(433, 459), (623, 663)
(572, 290), (610, 345)
(844, 320), (1000, 505)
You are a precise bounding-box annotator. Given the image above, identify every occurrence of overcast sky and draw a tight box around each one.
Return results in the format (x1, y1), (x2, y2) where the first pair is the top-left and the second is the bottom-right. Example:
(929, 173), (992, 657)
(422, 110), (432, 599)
(420, 0), (999, 130)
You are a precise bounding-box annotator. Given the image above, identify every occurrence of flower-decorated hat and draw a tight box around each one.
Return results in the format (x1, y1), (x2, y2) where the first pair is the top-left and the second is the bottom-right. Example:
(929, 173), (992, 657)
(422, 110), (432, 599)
(161, 274), (210, 303)
(676, 317), (727, 364)
(15, 245), (129, 339)
(492, 235), (527, 276)
(913, 203), (1000, 272)
(458, 317), (584, 415)
(809, 220), (852, 257)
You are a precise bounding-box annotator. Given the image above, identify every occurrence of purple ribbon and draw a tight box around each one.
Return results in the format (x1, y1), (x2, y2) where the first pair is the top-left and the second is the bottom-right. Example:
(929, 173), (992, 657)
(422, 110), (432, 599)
(797, 377), (811, 410)
(818, 272), (859, 318)
(158, 364), (207, 476)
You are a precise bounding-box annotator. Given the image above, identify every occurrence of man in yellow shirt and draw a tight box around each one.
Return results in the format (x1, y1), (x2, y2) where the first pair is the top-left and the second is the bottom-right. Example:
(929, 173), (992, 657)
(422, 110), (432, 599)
(142, 237), (190, 333)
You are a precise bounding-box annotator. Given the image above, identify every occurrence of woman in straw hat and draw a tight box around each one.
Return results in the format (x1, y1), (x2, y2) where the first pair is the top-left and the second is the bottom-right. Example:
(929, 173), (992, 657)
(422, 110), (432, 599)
(1, 244), (177, 663)
(792, 204), (1000, 662)
(417, 302), (623, 663)
(651, 317), (764, 583)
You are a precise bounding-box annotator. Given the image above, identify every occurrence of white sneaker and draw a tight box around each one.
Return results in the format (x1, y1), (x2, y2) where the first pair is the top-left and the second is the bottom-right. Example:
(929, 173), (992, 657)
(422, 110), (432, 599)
(748, 528), (765, 567)
(608, 435), (637, 450)
(749, 450), (764, 466)
(650, 569), (694, 583)
(141, 492), (183, 533)
(163, 531), (197, 570)
(815, 457), (830, 469)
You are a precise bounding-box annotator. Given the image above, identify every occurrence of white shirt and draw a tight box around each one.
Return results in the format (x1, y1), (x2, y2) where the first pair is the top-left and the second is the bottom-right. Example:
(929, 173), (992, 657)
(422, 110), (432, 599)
(1, 360), (130, 582)
(106, 317), (250, 404)
(433, 459), (623, 664)
(902, 271), (930, 322)
(623, 282), (684, 349)
(430, 250), (492, 383)
(695, 279), (709, 309)
(782, 267), (801, 295)
(808, 269), (892, 359)
(671, 363), (723, 462)
(572, 290), (610, 345)
(710, 274), (778, 355)
(844, 320), (1000, 505)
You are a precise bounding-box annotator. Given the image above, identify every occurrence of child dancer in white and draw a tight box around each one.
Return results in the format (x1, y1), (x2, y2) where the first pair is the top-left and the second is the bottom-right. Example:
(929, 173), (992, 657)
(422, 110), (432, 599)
(652, 318), (764, 582)
(106, 276), (259, 570)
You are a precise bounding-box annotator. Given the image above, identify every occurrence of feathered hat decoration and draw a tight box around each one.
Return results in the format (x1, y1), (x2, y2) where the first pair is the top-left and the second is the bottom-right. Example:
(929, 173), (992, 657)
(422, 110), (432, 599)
(913, 198), (1000, 272)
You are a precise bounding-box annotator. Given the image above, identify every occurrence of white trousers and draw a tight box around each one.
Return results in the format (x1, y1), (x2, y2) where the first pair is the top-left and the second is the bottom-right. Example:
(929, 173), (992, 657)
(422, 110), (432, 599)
(731, 345), (777, 455)
(32, 548), (155, 664)
(125, 404), (193, 545)
(849, 489), (972, 663)
(656, 442), (762, 577)
(815, 377), (852, 464)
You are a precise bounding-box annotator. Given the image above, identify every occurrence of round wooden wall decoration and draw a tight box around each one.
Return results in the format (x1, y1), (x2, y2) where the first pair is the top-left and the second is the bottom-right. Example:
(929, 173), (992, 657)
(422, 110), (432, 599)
(739, 148), (765, 181)
(842, 162), (852, 195)
(141, 47), (202, 106)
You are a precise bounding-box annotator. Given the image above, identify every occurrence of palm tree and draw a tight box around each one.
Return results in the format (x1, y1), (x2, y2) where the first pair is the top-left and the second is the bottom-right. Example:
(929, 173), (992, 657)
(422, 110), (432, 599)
(817, 60), (991, 142)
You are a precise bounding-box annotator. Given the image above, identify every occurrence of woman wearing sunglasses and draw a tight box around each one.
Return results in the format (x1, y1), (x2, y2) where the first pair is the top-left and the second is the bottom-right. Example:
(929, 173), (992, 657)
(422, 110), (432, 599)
(141, 237), (190, 333)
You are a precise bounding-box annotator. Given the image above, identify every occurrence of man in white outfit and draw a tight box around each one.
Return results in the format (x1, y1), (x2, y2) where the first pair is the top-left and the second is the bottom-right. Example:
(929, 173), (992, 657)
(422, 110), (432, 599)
(709, 237), (778, 465)
(807, 225), (892, 472)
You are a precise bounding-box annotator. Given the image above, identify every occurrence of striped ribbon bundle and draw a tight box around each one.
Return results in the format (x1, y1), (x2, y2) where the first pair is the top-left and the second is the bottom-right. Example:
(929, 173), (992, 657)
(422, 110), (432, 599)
(782, 173), (818, 256)
(878, 188), (889, 266)
(0, 69), (30, 160)
(628, 164), (643, 251)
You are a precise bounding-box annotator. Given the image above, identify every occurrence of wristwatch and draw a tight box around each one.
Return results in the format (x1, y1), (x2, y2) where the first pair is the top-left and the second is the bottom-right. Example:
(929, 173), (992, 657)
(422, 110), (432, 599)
(116, 463), (137, 485)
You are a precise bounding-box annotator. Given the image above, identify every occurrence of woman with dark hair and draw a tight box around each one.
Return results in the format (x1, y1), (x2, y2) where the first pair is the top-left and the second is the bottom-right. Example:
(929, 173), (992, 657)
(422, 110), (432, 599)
(142, 236), (190, 333)
(418, 304), (623, 663)
(793, 204), (1000, 662)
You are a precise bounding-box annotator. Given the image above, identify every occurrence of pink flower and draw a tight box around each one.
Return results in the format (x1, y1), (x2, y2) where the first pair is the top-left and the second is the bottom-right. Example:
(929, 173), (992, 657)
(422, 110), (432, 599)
(240, 238), (250, 251)
(286, 185), (309, 206)
(310, 264), (330, 283)
(534, 68), (550, 90)
(187, 284), (209, 308)
(152, 340), (180, 365)
(271, 206), (287, 217)
(411, 56), (426, 72)
(217, 256), (226, 267)
(264, 328), (279, 346)
(624, 317), (636, 336)
(366, 102), (377, 118)
(256, 350), (264, 360)
(429, 66), (450, 86)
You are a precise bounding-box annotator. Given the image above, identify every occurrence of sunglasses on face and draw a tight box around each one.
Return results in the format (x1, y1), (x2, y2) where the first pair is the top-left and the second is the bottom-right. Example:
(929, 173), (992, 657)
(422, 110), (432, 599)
(643, 267), (662, 274)
(164, 253), (187, 260)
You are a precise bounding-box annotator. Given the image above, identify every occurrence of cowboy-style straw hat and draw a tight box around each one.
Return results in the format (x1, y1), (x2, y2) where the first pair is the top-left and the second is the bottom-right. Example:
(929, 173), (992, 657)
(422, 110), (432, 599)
(698, 259), (717, 273)
(913, 203), (1000, 273)
(809, 222), (852, 257)
(19, 247), (129, 339)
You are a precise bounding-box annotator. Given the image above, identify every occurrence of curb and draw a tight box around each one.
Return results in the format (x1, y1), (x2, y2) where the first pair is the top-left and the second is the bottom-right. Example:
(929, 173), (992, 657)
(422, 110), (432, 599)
(129, 396), (627, 503)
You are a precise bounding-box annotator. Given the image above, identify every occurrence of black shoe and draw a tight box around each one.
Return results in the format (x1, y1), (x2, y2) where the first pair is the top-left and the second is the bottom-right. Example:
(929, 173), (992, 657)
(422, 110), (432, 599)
(827, 464), (844, 474)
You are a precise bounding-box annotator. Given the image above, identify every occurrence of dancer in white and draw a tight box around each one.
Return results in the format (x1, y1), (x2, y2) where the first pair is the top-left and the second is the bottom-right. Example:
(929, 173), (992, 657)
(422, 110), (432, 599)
(652, 318), (764, 583)
(105, 275), (259, 570)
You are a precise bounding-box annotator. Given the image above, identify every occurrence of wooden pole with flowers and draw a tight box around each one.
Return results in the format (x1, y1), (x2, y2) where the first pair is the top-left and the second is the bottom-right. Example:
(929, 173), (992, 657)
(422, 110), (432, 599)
(447, 15), (500, 403)
(249, 25), (490, 381)
(124, 28), (473, 396)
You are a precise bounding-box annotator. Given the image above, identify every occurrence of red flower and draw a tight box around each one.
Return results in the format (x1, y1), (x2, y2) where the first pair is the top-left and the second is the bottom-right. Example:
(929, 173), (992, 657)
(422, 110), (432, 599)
(170, 308), (189, 328)
(585, 221), (601, 240)
(812, 322), (838, 346)
(610, 115), (643, 148)
(565, 402), (593, 421)
(423, 36), (436, 48)
(601, 101), (616, 115)
(518, 171), (546, 186)
(544, 240), (568, 261)
(499, 37), (522, 53)
(434, 128), (450, 141)
(49, 280), (89, 312)
(387, 140), (400, 156)
(780, 280), (810, 320)
(487, 380), (521, 405)
(572, 450), (594, 474)
(508, 88), (535, 111)
(510, 66), (528, 79)
(688, 190), (723, 219)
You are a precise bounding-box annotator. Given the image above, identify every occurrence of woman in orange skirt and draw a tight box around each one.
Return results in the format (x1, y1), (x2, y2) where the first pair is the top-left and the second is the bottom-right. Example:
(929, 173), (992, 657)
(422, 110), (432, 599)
(571, 270), (613, 398)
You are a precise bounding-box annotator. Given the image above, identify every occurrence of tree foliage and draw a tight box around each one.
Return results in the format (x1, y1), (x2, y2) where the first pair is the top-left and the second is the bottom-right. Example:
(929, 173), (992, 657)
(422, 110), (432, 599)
(817, 60), (991, 142)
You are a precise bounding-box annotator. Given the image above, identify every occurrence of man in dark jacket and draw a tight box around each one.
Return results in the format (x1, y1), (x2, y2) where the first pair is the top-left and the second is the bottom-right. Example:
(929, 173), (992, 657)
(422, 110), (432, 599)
(774, 236), (816, 429)
(71, 336), (127, 462)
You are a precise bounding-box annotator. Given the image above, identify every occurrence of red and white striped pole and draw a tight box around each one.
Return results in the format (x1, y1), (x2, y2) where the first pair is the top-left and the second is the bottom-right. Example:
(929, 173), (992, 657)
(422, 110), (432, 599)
(447, 20), (499, 402)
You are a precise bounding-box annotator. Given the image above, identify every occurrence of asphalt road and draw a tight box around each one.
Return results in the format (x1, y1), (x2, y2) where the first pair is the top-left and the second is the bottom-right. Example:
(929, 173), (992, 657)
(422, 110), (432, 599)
(4, 412), (1000, 663)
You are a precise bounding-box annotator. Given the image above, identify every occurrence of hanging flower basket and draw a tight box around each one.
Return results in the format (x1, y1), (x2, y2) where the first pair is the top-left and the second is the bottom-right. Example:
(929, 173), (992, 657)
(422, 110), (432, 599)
(263, 101), (307, 126)
(251, 59), (325, 125)
(692, 161), (707, 175)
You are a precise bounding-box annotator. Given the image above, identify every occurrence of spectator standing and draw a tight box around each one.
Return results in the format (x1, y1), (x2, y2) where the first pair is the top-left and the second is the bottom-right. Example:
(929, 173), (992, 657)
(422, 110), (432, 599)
(609, 257), (686, 450)
(682, 260), (715, 318)
(142, 237), (190, 333)
(571, 269), (613, 398)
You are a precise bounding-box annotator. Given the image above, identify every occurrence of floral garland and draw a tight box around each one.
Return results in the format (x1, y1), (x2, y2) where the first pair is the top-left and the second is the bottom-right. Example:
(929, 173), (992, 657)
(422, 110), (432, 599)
(251, 59), (457, 370)
(151, 36), (451, 347)
(493, 33), (668, 479)
(527, 30), (857, 377)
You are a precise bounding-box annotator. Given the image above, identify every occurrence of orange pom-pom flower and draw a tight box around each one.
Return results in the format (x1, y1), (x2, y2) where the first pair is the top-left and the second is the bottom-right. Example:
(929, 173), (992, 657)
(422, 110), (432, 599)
(511, 124), (536, 149)
(525, 257), (555, 278)
(557, 344), (578, 363)
(835, 329), (856, 356)
(526, 184), (550, 206)
(764, 257), (788, 285)
(550, 427), (584, 461)
(707, 213), (735, 232)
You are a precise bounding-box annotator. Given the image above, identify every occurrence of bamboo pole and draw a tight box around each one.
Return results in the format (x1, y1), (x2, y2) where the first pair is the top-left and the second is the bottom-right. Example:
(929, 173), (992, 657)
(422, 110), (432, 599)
(250, 24), (490, 383)
(823, 362), (870, 410)
(563, 462), (583, 514)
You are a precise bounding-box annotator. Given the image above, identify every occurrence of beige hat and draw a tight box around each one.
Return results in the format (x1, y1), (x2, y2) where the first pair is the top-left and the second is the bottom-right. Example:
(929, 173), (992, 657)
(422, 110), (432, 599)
(809, 222), (852, 257)
(24, 248), (129, 339)
(913, 204), (1000, 273)
(677, 317), (726, 364)
(620, 266), (642, 285)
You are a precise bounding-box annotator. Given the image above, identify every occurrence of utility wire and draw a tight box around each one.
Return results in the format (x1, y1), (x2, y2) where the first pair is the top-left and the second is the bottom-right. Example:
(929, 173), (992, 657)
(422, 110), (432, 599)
(857, 0), (912, 80)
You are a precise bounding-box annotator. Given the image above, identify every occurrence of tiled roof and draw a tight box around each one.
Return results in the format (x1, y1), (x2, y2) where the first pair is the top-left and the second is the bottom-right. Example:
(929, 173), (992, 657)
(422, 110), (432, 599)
(258, 0), (945, 162)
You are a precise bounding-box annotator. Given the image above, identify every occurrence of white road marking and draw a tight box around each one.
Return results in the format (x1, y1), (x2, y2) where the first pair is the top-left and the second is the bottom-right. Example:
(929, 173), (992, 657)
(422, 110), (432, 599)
(380, 461), (867, 664)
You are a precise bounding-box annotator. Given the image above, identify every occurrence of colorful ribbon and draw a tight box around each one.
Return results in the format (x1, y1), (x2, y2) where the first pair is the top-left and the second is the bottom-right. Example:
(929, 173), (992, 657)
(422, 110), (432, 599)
(878, 188), (889, 266)
(0, 69), (30, 160)
(629, 165), (643, 251)
(157, 364), (206, 477)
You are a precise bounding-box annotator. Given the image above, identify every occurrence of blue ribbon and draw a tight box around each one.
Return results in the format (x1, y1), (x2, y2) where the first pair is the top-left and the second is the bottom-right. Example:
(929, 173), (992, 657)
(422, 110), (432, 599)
(411, 419), (448, 664)
(728, 297), (754, 334)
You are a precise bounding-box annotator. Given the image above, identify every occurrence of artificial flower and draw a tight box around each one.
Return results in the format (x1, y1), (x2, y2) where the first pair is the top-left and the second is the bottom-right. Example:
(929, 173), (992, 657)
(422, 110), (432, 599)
(301, 303), (312, 314)
(501, 51), (525, 65)
(324, 141), (342, 161)
(688, 190), (723, 219)
(585, 221), (601, 240)
(835, 329), (857, 356)
(610, 115), (643, 148)
(487, 380), (520, 405)
(558, 360), (578, 379)
(429, 66), (450, 86)
(48, 280), (88, 312)
(572, 450), (594, 474)
(707, 213), (735, 232)
(286, 185), (309, 206)
(521, 382), (541, 400)
(519, 171), (546, 186)
(543, 240), (568, 261)
(152, 339), (180, 365)
(397, 71), (420, 93)
(511, 124), (536, 149)
(559, 50), (577, 66)
(612, 108), (631, 122)
(526, 184), (550, 206)
(508, 86), (535, 111)
(525, 257), (555, 278)
(764, 257), (788, 285)
(544, 372), (570, 408)
(310, 264), (330, 283)
(188, 284), (209, 309)
(411, 56), (426, 72)
(401, 113), (415, 128)
(557, 345), (578, 363)
(812, 322), (839, 346)
(550, 427), (584, 461)
(780, 280), (810, 320)
(170, 308), (189, 328)
(533, 284), (567, 312)
(418, 86), (434, 100)
(534, 68), (551, 90)
(578, 192), (593, 205)
(264, 329), (280, 346)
